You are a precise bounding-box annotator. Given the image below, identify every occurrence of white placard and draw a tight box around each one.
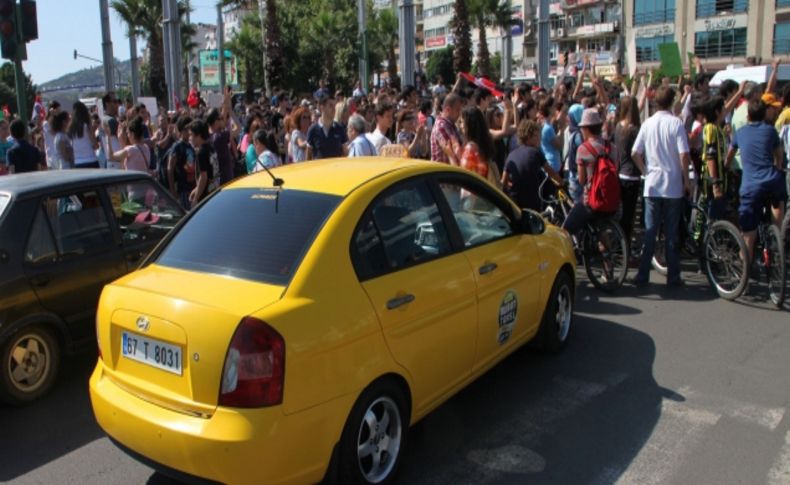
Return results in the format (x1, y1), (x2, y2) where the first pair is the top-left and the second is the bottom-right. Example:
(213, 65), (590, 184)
(627, 36), (637, 77)
(206, 92), (223, 109)
(138, 96), (159, 120)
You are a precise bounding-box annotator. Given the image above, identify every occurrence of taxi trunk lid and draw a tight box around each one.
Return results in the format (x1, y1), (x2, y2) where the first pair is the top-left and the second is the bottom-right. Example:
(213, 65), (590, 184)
(97, 264), (284, 416)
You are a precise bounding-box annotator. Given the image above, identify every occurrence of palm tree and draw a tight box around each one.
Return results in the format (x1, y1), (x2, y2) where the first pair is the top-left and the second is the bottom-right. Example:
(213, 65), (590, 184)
(111, 0), (192, 104)
(492, 0), (520, 81)
(370, 8), (400, 86)
(469, 0), (494, 78)
(263, 0), (283, 92)
(450, 0), (473, 75)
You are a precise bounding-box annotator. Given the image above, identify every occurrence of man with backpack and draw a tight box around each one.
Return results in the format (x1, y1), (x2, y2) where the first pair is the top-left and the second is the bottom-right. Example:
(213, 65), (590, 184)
(562, 108), (621, 236)
(563, 103), (585, 204)
(631, 86), (692, 288)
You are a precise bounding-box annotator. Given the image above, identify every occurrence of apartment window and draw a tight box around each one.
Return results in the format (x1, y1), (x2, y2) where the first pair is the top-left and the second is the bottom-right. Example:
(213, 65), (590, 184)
(636, 35), (674, 62)
(634, 0), (676, 25)
(695, 0), (748, 18)
(775, 23), (790, 54)
(779, 0), (790, 8)
(550, 15), (566, 30)
(570, 12), (585, 27)
(587, 38), (613, 51)
(694, 28), (747, 58)
(424, 27), (447, 38)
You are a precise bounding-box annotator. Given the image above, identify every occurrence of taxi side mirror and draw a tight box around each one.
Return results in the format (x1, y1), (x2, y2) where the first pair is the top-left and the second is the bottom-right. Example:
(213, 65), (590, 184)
(520, 209), (545, 235)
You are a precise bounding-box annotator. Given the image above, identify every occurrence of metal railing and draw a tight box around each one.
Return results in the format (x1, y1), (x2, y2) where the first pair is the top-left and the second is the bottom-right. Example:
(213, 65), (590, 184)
(694, 42), (747, 58)
(633, 10), (675, 26)
(696, 0), (748, 18)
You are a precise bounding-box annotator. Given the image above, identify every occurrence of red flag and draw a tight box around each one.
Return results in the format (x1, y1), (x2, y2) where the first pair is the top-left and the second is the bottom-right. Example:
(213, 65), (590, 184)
(459, 72), (504, 97)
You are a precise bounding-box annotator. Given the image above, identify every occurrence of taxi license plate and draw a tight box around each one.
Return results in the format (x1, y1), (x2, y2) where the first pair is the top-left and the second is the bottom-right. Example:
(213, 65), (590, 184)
(121, 331), (182, 375)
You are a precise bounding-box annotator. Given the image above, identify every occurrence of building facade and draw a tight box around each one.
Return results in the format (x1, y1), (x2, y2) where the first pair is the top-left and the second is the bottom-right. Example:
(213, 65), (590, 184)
(624, 0), (790, 71)
(422, 0), (622, 81)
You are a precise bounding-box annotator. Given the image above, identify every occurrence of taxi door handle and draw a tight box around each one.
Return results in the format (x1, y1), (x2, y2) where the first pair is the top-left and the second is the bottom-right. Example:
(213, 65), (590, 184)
(387, 294), (415, 310)
(479, 262), (498, 275)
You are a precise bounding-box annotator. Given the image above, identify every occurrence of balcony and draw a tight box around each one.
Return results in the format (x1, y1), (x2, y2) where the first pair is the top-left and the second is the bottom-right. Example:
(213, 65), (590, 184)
(566, 21), (619, 37)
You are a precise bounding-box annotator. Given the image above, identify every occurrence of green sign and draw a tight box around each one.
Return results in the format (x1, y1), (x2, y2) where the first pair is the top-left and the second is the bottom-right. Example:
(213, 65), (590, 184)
(198, 49), (238, 88)
(658, 42), (683, 78)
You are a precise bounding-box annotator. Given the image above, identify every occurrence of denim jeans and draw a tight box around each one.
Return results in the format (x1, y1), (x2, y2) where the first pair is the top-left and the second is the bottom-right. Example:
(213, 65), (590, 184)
(567, 171), (583, 205)
(636, 197), (684, 284)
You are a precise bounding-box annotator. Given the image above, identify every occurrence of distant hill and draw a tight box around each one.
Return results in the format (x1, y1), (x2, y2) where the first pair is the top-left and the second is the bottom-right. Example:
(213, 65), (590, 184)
(38, 59), (134, 107)
(39, 59), (133, 91)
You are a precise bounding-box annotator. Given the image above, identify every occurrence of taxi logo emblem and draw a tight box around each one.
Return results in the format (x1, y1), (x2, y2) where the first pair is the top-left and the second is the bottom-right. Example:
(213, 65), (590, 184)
(136, 316), (150, 332)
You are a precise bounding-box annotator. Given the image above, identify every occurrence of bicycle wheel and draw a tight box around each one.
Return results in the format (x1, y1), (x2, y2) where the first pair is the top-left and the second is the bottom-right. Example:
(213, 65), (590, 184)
(763, 224), (786, 308)
(703, 220), (749, 300)
(583, 219), (629, 292)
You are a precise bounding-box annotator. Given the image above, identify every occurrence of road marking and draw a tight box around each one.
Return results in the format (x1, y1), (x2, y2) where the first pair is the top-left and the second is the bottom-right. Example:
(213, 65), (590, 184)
(767, 430), (790, 485)
(593, 399), (721, 485)
(678, 385), (785, 431)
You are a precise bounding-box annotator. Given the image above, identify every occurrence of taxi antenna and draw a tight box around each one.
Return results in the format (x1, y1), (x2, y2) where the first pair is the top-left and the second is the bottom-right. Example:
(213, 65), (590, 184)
(260, 164), (284, 187)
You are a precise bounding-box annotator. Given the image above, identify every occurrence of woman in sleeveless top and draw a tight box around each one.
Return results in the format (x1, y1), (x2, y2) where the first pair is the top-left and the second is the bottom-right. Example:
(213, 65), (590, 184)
(68, 102), (100, 168)
(109, 116), (153, 174)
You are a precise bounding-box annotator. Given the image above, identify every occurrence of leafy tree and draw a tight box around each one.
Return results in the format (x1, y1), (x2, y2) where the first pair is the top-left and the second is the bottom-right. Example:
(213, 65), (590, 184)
(227, 14), (265, 100)
(0, 63), (36, 116)
(450, 0), (472, 75)
(426, 46), (455, 87)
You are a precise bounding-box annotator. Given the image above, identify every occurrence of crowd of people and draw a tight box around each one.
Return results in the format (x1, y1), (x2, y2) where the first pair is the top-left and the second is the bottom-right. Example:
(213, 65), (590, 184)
(3, 56), (789, 287)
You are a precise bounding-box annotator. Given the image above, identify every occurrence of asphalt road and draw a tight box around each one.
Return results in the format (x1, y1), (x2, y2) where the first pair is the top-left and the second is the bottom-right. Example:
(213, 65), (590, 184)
(2, 268), (789, 485)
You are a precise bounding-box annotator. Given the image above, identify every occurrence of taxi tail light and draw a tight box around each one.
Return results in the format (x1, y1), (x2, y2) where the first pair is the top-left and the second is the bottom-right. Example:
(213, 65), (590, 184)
(219, 317), (284, 408)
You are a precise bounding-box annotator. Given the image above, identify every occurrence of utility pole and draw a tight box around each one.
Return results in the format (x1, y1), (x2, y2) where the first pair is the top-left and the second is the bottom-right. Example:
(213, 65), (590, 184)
(357, 0), (368, 92)
(217, 3), (225, 93)
(162, 0), (173, 106)
(398, 0), (415, 88)
(258, 0), (270, 98)
(537, 0), (549, 87)
(169, 0), (182, 106)
(501, 26), (512, 83)
(99, 0), (114, 92)
(186, 0), (193, 88)
(129, 26), (140, 101)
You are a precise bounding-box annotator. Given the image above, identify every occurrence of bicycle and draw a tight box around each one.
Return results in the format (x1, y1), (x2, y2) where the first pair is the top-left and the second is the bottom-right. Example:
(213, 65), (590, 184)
(539, 177), (629, 292)
(742, 203), (785, 308)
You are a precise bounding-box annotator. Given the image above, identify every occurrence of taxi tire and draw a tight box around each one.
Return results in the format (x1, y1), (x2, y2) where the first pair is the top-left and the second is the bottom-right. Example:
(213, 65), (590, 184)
(0, 324), (61, 405)
(536, 271), (574, 353)
(337, 379), (410, 485)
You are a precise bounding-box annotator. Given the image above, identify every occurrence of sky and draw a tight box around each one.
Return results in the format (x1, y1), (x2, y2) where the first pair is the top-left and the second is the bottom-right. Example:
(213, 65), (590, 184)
(24, 0), (218, 85)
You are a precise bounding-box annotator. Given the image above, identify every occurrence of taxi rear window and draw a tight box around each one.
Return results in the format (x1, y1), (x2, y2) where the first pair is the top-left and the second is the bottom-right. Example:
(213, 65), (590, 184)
(156, 188), (341, 285)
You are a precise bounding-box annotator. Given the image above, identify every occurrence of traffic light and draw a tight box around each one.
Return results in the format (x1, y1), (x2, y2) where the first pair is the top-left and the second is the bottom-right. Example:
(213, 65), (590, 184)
(20, 0), (36, 41)
(0, 0), (18, 60)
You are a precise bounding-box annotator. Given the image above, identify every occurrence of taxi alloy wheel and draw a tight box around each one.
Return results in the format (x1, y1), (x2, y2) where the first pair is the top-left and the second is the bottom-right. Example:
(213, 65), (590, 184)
(339, 380), (409, 485)
(0, 325), (61, 405)
(537, 271), (574, 353)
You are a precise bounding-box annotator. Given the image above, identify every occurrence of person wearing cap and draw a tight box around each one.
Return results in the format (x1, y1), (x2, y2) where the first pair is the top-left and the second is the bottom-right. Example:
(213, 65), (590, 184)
(762, 93), (783, 125)
(725, 98), (787, 264)
(631, 86), (692, 288)
(561, 108), (613, 235)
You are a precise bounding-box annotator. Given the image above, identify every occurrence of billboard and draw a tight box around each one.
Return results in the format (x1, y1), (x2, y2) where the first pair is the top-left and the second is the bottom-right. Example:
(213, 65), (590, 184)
(198, 50), (238, 88)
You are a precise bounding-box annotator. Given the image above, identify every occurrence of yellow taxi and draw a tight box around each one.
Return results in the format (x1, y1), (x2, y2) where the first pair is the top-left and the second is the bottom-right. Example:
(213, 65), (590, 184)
(89, 158), (576, 485)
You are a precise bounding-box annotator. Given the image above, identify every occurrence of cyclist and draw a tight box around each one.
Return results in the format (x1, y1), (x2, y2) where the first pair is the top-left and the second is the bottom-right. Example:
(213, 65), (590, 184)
(693, 96), (728, 243)
(561, 108), (616, 235)
(725, 98), (787, 263)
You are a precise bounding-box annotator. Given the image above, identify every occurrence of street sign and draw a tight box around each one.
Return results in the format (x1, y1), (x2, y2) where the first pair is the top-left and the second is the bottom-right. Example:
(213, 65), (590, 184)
(198, 49), (237, 89)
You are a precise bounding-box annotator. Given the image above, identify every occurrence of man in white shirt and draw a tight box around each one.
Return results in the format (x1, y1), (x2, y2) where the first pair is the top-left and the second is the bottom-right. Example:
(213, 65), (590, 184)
(347, 114), (377, 157)
(631, 86), (692, 288)
(366, 102), (394, 152)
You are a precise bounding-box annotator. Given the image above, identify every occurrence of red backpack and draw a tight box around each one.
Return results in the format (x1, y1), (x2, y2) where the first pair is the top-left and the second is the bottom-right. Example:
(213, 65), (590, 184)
(582, 141), (621, 213)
